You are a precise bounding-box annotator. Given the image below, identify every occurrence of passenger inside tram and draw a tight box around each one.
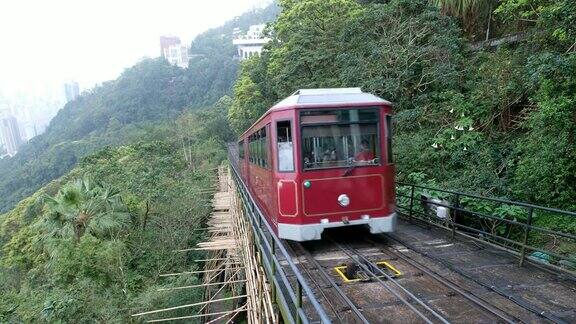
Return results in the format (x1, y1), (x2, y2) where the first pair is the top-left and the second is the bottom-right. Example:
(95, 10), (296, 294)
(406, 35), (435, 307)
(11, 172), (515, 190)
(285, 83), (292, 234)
(354, 139), (375, 162)
(300, 108), (380, 170)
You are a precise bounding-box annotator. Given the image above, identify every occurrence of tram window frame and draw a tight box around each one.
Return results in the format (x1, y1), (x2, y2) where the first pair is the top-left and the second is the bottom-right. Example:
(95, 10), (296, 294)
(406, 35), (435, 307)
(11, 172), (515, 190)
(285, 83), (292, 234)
(248, 133), (256, 164)
(258, 128), (264, 167)
(276, 119), (294, 172)
(264, 124), (270, 169)
(385, 115), (393, 164)
(299, 107), (382, 171)
(248, 126), (270, 169)
(238, 140), (245, 160)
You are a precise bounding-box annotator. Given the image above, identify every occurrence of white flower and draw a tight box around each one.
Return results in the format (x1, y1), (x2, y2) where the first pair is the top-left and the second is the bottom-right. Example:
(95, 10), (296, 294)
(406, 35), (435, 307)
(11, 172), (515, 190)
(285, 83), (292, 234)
(454, 125), (464, 131)
(468, 126), (474, 131)
(463, 147), (468, 151)
(461, 113), (465, 117)
(432, 143), (438, 149)
(449, 108), (454, 113)
(451, 135), (455, 140)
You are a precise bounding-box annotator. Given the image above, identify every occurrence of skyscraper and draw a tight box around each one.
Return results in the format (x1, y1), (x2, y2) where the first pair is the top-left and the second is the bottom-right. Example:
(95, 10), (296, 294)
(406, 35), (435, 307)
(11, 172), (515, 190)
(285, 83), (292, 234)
(160, 36), (190, 68)
(64, 82), (80, 102)
(0, 115), (23, 156)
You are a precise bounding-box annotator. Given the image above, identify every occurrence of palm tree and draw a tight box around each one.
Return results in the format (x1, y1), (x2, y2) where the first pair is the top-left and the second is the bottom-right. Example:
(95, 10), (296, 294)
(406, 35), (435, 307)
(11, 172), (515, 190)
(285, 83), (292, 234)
(39, 176), (130, 243)
(432, 0), (497, 39)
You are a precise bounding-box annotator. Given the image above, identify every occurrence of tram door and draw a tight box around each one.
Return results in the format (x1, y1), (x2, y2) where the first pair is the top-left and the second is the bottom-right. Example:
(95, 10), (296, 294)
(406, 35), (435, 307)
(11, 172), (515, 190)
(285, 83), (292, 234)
(275, 120), (297, 225)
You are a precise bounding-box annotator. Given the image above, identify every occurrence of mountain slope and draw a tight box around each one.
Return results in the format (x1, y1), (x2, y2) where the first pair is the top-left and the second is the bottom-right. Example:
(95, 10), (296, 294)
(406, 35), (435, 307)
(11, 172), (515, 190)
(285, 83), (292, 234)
(0, 2), (279, 212)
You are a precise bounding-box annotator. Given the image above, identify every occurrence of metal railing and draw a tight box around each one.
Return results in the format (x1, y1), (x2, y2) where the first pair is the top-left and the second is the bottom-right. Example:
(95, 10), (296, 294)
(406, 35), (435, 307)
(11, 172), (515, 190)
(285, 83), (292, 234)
(395, 182), (576, 274)
(228, 153), (331, 324)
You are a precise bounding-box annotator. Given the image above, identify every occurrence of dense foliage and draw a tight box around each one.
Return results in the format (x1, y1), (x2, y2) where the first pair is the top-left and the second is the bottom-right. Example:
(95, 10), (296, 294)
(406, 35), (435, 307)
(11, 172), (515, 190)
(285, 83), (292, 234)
(229, 0), (576, 213)
(1, 0), (575, 320)
(0, 110), (231, 321)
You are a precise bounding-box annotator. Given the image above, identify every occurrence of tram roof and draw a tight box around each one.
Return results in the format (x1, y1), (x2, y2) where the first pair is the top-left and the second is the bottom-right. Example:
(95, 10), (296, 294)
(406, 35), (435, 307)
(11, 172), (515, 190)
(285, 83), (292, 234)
(270, 88), (391, 111)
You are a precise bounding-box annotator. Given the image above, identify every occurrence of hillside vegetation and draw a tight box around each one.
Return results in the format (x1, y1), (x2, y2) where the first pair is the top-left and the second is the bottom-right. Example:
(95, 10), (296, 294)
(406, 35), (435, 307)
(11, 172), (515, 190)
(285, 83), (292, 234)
(0, 4), (275, 322)
(229, 0), (576, 212)
(1, 0), (575, 321)
(0, 115), (228, 321)
(0, 4), (279, 213)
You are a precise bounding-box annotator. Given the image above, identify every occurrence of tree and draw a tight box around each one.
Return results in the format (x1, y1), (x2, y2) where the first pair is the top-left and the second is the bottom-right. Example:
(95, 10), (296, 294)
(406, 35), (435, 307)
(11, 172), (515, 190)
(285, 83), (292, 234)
(267, 0), (361, 96)
(39, 176), (129, 243)
(339, 0), (463, 112)
(496, 0), (576, 52)
(229, 71), (269, 134)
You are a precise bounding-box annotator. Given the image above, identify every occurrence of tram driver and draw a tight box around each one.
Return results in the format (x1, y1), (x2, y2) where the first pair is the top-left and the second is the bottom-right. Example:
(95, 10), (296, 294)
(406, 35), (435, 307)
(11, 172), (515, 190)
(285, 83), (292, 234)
(354, 139), (374, 162)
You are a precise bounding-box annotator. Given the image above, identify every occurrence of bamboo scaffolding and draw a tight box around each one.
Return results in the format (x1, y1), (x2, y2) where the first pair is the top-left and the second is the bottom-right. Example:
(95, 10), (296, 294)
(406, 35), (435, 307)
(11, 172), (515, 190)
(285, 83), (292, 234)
(131, 295), (247, 317)
(194, 258), (240, 262)
(159, 266), (244, 277)
(146, 306), (251, 323)
(140, 165), (276, 323)
(157, 279), (247, 291)
(225, 166), (276, 323)
(130, 165), (273, 323)
(205, 305), (248, 324)
(196, 267), (244, 315)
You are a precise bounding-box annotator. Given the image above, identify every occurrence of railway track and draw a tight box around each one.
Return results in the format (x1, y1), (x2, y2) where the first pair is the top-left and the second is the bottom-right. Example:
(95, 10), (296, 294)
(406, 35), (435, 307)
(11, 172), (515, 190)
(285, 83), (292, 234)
(327, 237), (451, 324)
(365, 236), (519, 323)
(380, 233), (569, 324)
(284, 227), (556, 323)
(286, 241), (370, 324)
(336, 236), (523, 324)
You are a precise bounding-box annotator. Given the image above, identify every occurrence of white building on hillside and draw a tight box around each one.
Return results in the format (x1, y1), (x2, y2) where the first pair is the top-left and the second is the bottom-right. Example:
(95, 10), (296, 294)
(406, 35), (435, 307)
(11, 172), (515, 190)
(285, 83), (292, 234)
(160, 36), (190, 68)
(233, 24), (270, 60)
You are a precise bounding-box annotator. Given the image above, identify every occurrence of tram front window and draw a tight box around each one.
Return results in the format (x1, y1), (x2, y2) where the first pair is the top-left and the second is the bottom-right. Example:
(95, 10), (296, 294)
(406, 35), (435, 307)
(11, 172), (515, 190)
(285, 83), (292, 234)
(300, 108), (380, 170)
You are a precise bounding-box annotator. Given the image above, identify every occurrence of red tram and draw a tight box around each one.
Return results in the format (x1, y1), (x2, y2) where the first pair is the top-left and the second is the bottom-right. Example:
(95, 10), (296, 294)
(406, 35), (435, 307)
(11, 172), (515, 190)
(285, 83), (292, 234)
(238, 88), (396, 241)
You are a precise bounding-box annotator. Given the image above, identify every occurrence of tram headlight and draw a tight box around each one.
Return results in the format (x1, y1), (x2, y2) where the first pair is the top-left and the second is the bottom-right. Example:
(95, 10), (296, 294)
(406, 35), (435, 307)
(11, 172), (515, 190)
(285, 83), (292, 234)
(338, 194), (350, 207)
(303, 180), (311, 188)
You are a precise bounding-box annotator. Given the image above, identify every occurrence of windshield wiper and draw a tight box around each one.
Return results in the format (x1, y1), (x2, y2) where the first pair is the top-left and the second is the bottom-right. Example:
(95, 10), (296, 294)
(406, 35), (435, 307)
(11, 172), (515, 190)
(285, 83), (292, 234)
(343, 161), (357, 177)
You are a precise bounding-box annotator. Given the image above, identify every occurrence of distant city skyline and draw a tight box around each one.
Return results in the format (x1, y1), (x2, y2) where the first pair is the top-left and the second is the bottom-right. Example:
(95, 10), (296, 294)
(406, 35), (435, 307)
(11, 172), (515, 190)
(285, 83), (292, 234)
(64, 82), (80, 103)
(0, 0), (273, 148)
(0, 93), (63, 145)
(0, 115), (23, 157)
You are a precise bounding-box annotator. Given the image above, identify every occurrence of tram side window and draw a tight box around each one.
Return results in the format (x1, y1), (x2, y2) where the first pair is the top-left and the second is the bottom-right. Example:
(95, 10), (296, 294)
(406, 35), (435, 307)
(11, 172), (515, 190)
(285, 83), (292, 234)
(386, 115), (393, 164)
(248, 134), (256, 164)
(277, 120), (294, 172)
(238, 140), (244, 160)
(248, 127), (269, 169)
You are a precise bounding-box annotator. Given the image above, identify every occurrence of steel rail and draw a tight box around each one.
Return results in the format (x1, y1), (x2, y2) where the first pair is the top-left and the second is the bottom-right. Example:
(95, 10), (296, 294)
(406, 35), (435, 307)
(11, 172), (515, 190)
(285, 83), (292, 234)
(288, 241), (371, 324)
(285, 242), (343, 322)
(386, 233), (568, 324)
(326, 237), (449, 324)
(365, 236), (519, 324)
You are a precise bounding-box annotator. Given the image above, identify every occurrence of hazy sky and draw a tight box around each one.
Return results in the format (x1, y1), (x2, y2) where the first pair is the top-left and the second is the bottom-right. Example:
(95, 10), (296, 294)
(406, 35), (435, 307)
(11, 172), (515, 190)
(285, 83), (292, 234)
(0, 0), (271, 99)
